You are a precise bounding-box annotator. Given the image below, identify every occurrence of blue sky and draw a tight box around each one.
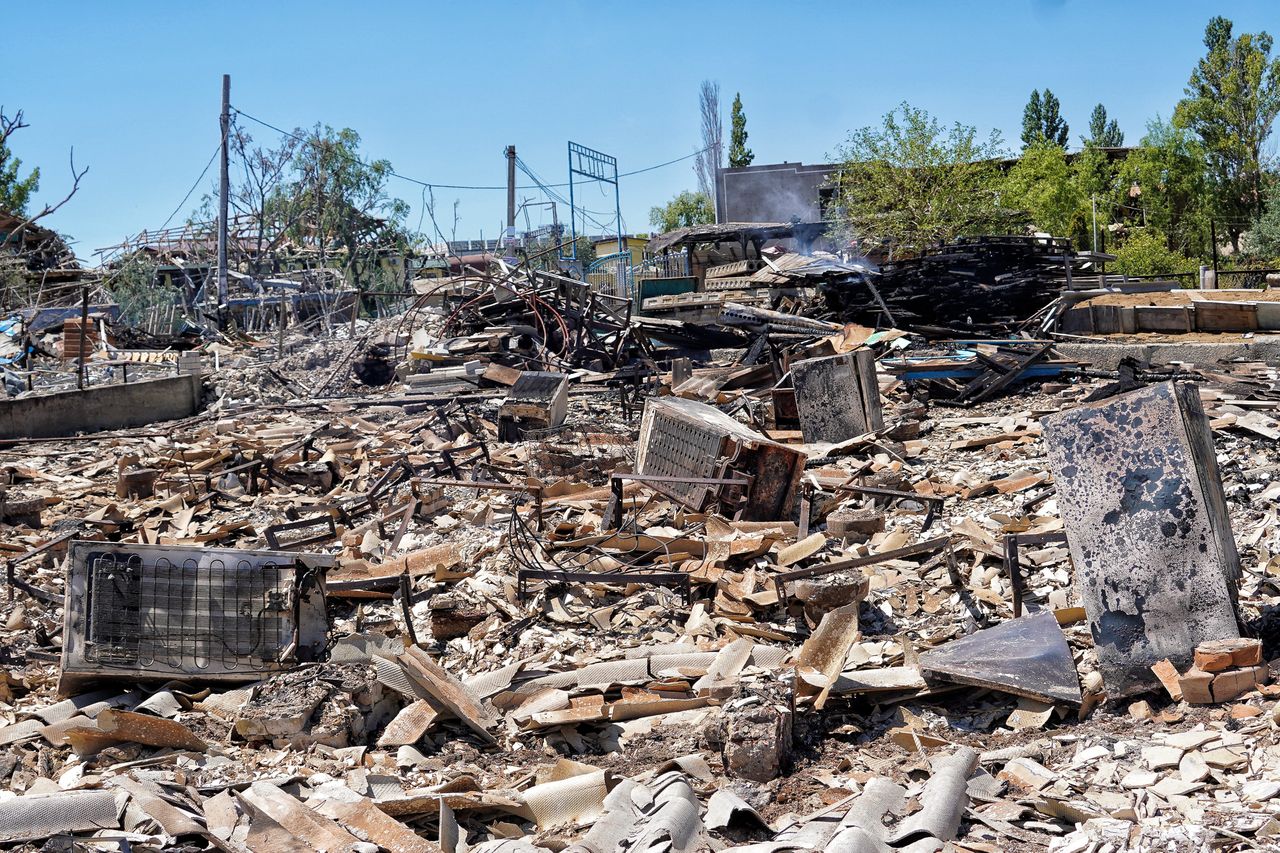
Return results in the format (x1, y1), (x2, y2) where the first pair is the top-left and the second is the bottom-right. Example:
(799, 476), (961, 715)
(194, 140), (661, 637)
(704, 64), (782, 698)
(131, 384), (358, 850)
(5, 1), (1277, 261)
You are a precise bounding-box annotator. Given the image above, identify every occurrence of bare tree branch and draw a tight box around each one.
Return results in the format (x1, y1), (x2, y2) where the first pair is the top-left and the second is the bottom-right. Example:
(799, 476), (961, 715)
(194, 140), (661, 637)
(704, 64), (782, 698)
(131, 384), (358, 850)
(695, 81), (722, 205)
(0, 107), (31, 147)
(3, 148), (87, 246)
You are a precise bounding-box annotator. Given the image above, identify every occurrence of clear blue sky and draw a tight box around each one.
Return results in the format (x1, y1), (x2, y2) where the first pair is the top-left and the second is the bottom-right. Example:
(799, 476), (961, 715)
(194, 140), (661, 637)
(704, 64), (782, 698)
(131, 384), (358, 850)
(6, 1), (1277, 262)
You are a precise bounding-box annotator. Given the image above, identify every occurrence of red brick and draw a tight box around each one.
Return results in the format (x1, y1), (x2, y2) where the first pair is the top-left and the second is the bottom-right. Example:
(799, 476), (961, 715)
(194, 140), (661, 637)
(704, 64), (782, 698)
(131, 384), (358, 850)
(1178, 668), (1214, 705)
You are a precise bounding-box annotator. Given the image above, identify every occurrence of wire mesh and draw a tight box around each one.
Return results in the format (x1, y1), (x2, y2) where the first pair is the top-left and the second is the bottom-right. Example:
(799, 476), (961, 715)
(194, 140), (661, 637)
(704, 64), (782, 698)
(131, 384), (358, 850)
(84, 551), (296, 672)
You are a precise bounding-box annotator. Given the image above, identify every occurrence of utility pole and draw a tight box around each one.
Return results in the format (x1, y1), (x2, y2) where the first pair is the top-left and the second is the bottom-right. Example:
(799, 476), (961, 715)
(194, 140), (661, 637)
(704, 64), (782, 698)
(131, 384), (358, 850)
(217, 74), (230, 322)
(505, 145), (517, 248)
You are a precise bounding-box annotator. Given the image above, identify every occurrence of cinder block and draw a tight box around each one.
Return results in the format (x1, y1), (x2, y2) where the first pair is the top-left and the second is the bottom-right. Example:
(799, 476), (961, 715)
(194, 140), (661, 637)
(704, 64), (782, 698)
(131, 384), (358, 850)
(1042, 382), (1241, 697)
(826, 508), (885, 538)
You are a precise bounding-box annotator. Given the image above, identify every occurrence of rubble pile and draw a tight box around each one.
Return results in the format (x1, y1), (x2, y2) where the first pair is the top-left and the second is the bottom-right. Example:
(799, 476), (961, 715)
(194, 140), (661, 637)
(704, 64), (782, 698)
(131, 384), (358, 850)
(3, 259), (1280, 853)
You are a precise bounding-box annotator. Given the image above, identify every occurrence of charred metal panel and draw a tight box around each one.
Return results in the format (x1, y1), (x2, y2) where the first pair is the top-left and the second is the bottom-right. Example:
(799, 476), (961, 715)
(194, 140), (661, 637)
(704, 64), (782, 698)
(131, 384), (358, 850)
(918, 610), (1081, 705)
(498, 371), (569, 441)
(60, 542), (331, 695)
(1042, 381), (1240, 696)
(790, 350), (884, 443)
(636, 397), (805, 521)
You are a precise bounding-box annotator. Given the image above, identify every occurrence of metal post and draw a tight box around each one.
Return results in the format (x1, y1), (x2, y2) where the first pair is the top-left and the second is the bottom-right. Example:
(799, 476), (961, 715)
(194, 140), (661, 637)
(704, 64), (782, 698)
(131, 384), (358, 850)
(1090, 195), (1098, 254)
(1210, 219), (1219, 276)
(567, 147), (577, 260)
(277, 291), (286, 359)
(505, 145), (517, 247)
(76, 285), (89, 390)
(217, 74), (230, 321)
(615, 174), (623, 256)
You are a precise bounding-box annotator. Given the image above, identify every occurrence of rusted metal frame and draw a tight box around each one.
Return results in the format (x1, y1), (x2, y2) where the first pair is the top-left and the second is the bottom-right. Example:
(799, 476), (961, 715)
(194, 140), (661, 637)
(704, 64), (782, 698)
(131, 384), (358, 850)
(286, 501), (354, 526)
(326, 576), (396, 594)
(203, 458), (267, 495)
(1003, 531), (1068, 617)
(606, 472), (753, 530)
(264, 514), (338, 550)
(7, 529), (79, 569)
(1022, 484), (1057, 512)
(368, 458), (416, 502)
(413, 477), (544, 532)
(516, 567), (691, 605)
(399, 571), (420, 648)
(378, 498), (419, 554)
(438, 443), (489, 479)
(798, 481), (813, 539)
(959, 342), (1053, 406)
(5, 560), (61, 604)
(774, 536), (953, 598)
(833, 483), (944, 531)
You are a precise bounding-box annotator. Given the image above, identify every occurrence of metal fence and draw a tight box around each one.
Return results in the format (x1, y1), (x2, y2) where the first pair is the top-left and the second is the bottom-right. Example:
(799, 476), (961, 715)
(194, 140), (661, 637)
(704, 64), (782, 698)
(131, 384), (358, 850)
(635, 251), (690, 281)
(1214, 268), (1280, 289)
(586, 252), (633, 298)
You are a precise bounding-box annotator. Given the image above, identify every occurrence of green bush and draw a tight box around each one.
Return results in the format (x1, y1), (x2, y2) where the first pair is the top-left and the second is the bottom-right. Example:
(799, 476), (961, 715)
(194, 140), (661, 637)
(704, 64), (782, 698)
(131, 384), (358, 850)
(1111, 229), (1198, 277)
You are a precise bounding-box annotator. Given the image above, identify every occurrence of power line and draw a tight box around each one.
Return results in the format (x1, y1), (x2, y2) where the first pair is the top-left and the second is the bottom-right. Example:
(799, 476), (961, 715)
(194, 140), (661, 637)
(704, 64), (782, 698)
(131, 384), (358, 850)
(514, 156), (617, 235)
(158, 144), (220, 231)
(232, 106), (710, 192)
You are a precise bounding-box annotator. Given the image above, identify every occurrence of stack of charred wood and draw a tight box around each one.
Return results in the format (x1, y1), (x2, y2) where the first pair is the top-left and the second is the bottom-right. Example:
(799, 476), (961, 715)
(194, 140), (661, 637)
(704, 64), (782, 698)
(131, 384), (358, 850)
(822, 236), (1094, 335)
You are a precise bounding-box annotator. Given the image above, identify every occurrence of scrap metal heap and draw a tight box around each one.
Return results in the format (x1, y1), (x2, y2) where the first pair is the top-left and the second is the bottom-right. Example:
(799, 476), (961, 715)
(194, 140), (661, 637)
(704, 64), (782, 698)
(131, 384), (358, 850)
(4, 260), (1280, 853)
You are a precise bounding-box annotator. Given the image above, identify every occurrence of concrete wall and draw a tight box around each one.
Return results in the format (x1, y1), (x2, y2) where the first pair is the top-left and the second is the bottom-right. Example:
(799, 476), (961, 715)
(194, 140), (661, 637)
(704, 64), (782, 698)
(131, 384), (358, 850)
(716, 162), (836, 224)
(1057, 337), (1280, 370)
(0, 374), (203, 439)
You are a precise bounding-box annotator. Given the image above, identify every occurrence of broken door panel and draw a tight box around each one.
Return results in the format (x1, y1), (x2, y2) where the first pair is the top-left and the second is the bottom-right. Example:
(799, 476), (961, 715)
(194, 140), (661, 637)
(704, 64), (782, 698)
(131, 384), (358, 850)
(1041, 381), (1240, 696)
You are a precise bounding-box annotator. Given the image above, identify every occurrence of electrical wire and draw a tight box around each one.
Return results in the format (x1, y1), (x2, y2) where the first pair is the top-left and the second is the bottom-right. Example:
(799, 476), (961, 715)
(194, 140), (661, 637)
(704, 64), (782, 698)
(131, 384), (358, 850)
(157, 144), (221, 231)
(233, 106), (711, 192)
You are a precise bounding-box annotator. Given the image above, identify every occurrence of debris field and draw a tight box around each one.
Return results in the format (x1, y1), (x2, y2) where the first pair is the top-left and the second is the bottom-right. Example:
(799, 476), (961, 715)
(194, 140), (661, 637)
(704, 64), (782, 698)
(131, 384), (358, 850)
(3, 251), (1280, 853)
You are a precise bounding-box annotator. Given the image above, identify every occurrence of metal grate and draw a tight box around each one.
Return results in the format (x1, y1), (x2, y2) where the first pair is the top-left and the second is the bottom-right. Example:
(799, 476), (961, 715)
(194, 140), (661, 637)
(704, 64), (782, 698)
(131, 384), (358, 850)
(636, 407), (726, 509)
(84, 551), (296, 672)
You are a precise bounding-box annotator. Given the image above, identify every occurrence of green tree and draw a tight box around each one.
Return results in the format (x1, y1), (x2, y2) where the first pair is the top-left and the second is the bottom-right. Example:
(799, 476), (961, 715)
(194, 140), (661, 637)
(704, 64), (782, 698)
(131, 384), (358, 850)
(1119, 118), (1213, 258)
(0, 110), (39, 215)
(196, 125), (302, 276)
(729, 93), (754, 168)
(649, 190), (713, 232)
(1246, 179), (1280, 259)
(1021, 89), (1069, 148)
(106, 254), (178, 327)
(282, 125), (411, 287)
(1174, 15), (1280, 251)
(1003, 141), (1084, 241)
(828, 102), (1011, 254)
(1084, 104), (1124, 147)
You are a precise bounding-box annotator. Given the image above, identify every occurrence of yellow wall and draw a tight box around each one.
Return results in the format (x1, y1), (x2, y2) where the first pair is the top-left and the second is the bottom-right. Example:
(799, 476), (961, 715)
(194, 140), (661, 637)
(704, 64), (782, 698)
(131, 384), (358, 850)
(592, 236), (647, 264)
